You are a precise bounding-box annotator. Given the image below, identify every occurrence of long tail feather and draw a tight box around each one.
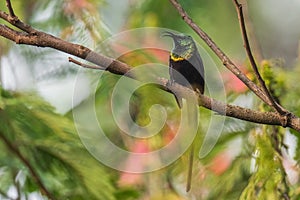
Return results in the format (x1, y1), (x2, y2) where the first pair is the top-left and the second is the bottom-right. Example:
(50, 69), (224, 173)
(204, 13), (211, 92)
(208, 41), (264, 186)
(186, 143), (194, 192)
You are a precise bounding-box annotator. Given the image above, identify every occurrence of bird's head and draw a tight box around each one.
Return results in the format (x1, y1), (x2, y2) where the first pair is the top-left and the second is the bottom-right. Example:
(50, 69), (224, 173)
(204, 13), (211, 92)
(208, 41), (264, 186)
(162, 31), (196, 58)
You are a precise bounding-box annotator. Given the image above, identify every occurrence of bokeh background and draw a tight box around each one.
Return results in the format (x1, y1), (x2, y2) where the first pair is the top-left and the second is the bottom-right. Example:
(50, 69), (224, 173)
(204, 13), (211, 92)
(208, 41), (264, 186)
(1, 0), (300, 199)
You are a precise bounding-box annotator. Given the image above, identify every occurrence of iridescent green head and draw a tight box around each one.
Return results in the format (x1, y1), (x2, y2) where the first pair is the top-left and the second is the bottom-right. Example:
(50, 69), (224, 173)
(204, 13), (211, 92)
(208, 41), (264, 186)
(163, 31), (196, 60)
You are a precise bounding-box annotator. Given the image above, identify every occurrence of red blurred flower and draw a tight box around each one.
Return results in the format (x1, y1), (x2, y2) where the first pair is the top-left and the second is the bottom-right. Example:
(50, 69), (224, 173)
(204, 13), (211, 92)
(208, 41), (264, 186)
(208, 151), (233, 175)
(64, 0), (93, 15)
(118, 140), (150, 187)
(222, 63), (249, 94)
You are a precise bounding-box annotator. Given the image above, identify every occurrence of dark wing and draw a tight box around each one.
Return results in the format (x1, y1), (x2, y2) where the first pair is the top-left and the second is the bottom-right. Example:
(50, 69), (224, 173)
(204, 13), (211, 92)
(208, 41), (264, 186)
(189, 49), (205, 94)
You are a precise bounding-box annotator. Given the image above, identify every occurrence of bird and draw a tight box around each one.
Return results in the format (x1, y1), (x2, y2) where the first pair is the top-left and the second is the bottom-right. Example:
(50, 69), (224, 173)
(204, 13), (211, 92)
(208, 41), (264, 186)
(163, 31), (205, 192)
(163, 31), (205, 108)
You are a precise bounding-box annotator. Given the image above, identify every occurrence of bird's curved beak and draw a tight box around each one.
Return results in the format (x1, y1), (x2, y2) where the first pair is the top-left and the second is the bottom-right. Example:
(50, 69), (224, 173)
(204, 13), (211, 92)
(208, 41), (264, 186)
(161, 31), (177, 38)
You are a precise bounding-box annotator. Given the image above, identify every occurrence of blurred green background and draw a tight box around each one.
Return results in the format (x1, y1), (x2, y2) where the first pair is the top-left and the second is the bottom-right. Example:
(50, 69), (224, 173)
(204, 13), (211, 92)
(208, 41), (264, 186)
(0, 0), (300, 199)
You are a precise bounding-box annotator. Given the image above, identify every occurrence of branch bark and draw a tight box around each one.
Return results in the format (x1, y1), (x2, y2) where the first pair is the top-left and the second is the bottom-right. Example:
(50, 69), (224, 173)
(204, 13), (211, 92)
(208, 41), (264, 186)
(0, 8), (300, 132)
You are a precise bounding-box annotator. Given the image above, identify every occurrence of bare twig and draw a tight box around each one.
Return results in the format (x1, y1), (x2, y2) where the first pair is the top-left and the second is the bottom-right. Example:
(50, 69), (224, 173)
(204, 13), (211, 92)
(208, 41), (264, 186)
(5, 0), (15, 17)
(233, 0), (287, 116)
(68, 57), (137, 79)
(0, 131), (55, 200)
(68, 57), (105, 70)
(0, 9), (299, 131)
(239, 0), (264, 63)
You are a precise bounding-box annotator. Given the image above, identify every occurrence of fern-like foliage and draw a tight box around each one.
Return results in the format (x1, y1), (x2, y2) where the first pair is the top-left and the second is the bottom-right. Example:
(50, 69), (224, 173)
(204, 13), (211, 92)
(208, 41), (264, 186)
(0, 88), (116, 200)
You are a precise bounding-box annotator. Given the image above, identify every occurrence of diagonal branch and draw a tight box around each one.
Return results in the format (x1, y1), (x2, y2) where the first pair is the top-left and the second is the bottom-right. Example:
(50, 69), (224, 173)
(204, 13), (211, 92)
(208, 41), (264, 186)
(168, 0), (291, 126)
(0, 10), (134, 78)
(0, 9), (299, 131)
(68, 57), (105, 70)
(0, 131), (55, 200)
(238, 0), (264, 63)
(168, 0), (271, 107)
(233, 0), (287, 115)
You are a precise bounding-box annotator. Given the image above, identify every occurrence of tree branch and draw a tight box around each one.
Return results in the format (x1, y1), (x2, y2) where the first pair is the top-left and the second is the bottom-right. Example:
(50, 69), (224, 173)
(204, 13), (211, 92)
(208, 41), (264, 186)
(0, 9), (299, 132)
(168, 0), (293, 127)
(0, 131), (55, 200)
(168, 0), (272, 107)
(0, 11), (134, 78)
(233, 0), (287, 115)
(163, 79), (299, 130)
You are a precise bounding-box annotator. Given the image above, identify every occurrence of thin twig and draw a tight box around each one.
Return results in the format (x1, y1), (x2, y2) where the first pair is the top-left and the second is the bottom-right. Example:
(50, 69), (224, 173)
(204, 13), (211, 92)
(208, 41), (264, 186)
(233, 0), (287, 116)
(0, 132), (55, 200)
(239, 0), (264, 63)
(68, 57), (105, 70)
(5, 0), (15, 17)
(68, 57), (136, 79)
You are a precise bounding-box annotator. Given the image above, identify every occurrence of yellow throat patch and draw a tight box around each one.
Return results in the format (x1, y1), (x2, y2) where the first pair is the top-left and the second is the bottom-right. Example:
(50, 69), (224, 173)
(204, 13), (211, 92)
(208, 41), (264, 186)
(170, 53), (185, 62)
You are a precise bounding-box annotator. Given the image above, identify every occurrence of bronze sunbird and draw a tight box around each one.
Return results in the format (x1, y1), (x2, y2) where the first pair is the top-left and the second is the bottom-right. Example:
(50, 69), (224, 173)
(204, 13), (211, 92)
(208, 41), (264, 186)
(163, 31), (205, 108)
(163, 31), (205, 192)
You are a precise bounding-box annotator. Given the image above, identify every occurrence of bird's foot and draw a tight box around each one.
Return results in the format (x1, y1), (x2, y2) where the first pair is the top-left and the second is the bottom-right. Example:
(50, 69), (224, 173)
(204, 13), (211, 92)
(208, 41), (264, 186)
(166, 80), (174, 88)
